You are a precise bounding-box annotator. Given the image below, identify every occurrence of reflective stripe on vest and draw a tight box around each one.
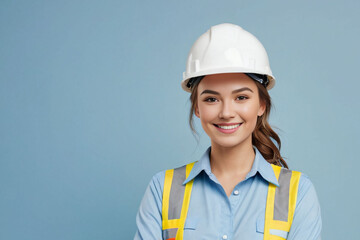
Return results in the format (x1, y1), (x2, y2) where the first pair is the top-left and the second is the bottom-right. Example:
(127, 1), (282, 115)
(162, 162), (301, 240)
(264, 164), (301, 240)
(162, 162), (196, 240)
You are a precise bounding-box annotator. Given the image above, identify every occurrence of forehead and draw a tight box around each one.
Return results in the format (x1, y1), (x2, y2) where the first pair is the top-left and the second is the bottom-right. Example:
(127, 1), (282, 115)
(198, 73), (257, 93)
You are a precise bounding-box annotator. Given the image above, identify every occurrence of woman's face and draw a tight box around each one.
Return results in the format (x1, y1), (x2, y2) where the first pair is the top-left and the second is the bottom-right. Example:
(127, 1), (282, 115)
(195, 73), (265, 149)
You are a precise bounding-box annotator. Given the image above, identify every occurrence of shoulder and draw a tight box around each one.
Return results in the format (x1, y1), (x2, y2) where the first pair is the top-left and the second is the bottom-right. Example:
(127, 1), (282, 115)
(271, 165), (320, 204)
(297, 171), (315, 191)
(281, 166), (320, 212)
(147, 169), (166, 195)
(274, 164), (316, 189)
(286, 169), (322, 238)
(296, 171), (320, 207)
(148, 161), (196, 194)
(147, 163), (188, 192)
(283, 166), (318, 201)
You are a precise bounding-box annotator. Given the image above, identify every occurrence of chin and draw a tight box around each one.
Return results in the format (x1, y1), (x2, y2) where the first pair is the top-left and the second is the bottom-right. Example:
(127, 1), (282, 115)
(211, 138), (246, 149)
(209, 132), (253, 148)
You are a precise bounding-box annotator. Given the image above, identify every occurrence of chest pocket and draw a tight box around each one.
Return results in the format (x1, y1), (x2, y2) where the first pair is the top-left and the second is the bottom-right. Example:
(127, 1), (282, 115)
(184, 217), (198, 230)
(256, 215), (265, 234)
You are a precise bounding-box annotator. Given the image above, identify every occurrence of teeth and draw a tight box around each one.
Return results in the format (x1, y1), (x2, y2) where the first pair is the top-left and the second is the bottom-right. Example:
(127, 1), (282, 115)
(217, 123), (241, 129)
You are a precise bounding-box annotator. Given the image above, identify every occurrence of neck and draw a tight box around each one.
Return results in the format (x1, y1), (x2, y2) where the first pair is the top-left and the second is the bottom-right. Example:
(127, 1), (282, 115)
(209, 138), (256, 177)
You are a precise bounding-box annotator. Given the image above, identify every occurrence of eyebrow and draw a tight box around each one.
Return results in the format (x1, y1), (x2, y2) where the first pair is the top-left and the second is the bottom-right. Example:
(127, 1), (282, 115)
(200, 87), (254, 95)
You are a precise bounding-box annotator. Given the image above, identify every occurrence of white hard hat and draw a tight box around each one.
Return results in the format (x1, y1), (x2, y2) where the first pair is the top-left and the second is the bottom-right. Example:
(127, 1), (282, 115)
(181, 23), (275, 92)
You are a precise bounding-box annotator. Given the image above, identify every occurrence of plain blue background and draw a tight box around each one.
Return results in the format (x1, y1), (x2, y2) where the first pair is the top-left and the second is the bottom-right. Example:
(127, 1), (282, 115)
(1, 0), (359, 239)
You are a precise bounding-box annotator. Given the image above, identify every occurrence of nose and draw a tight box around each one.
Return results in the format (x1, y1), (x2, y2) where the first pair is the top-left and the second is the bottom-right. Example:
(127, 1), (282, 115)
(218, 99), (235, 119)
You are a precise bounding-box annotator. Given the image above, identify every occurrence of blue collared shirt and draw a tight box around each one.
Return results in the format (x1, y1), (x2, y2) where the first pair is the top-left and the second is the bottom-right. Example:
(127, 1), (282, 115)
(134, 146), (322, 240)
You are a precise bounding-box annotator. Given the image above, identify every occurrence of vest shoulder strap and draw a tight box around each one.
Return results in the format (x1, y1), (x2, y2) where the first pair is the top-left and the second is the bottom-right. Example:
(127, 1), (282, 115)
(162, 162), (196, 240)
(263, 164), (302, 240)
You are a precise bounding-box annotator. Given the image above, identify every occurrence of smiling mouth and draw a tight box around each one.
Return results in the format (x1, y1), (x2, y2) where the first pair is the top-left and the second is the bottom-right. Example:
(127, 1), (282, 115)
(213, 123), (242, 130)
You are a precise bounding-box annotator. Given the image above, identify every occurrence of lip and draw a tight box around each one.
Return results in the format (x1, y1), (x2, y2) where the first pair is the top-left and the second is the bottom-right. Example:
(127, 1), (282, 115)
(213, 123), (242, 134)
(214, 122), (242, 126)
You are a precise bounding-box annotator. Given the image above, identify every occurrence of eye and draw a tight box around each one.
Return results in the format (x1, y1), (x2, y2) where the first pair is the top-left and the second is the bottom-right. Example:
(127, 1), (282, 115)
(204, 97), (218, 102)
(236, 95), (248, 101)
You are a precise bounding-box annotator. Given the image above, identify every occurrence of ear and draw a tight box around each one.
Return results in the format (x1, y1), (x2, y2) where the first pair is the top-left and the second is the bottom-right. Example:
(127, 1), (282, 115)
(257, 101), (266, 117)
(195, 105), (200, 118)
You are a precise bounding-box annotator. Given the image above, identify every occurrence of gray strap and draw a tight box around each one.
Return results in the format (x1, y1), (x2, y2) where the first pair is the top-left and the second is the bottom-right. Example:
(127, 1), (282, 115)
(168, 165), (187, 220)
(163, 228), (178, 239)
(273, 168), (292, 221)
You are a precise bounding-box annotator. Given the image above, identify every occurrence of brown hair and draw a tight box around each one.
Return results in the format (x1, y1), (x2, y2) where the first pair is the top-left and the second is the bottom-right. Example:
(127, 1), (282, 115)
(188, 76), (289, 168)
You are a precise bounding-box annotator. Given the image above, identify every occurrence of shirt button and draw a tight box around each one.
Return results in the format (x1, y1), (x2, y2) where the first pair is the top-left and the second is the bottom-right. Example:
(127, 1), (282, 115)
(222, 235), (228, 240)
(234, 190), (239, 195)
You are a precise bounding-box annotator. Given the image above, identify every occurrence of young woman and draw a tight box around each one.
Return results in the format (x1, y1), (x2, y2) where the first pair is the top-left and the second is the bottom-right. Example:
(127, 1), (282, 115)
(134, 23), (322, 240)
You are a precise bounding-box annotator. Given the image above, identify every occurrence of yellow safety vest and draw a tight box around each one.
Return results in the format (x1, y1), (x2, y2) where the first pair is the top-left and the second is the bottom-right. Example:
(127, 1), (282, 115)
(162, 161), (301, 240)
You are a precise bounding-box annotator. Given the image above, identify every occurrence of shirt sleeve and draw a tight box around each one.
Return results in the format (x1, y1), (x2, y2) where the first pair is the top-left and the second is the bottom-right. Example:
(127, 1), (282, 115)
(134, 171), (165, 240)
(287, 173), (322, 240)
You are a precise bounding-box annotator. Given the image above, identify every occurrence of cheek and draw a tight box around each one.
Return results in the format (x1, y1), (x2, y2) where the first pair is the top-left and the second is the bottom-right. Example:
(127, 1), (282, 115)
(239, 103), (260, 120)
(198, 104), (218, 121)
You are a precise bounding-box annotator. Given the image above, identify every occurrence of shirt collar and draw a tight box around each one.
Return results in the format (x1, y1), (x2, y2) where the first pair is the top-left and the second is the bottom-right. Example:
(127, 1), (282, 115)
(183, 145), (280, 187)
